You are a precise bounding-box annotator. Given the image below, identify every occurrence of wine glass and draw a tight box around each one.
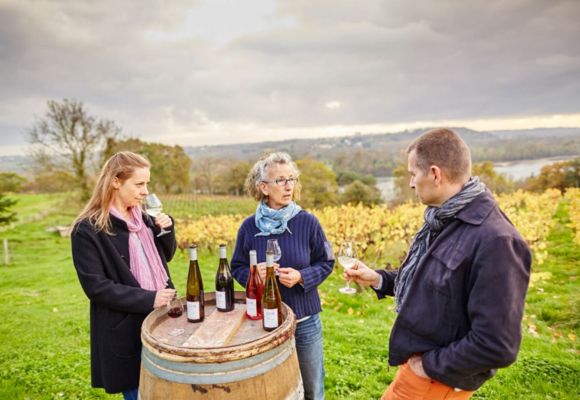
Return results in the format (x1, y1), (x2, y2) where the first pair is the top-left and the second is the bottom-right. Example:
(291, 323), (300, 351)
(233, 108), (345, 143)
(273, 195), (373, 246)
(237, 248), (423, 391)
(166, 292), (183, 318)
(267, 239), (282, 275)
(144, 193), (170, 237)
(337, 241), (357, 294)
(266, 239), (282, 262)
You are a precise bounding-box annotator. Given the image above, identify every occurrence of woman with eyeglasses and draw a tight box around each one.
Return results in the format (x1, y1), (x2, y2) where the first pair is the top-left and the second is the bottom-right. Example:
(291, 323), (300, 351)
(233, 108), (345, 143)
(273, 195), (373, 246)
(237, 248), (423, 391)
(230, 152), (334, 400)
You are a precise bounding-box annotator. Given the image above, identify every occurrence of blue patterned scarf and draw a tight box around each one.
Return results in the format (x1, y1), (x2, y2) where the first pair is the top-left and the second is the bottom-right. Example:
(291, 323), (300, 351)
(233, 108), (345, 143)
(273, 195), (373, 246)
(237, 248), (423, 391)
(394, 176), (487, 312)
(255, 201), (302, 236)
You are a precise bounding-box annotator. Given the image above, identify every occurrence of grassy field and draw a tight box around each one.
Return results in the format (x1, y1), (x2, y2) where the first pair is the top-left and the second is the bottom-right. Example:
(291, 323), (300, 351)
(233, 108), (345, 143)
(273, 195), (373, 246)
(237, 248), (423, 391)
(0, 194), (578, 399)
(162, 194), (256, 220)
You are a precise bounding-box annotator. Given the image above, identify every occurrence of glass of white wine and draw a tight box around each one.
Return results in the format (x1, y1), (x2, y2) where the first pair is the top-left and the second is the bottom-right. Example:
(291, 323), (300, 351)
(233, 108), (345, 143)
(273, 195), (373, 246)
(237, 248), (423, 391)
(144, 193), (170, 237)
(337, 241), (357, 294)
(266, 239), (282, 275)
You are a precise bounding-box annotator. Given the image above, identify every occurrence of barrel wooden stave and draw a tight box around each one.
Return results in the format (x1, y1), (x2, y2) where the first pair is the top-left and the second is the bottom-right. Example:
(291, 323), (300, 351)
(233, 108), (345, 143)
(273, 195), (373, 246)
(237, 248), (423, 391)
(140, 344), (303, 399)
(139, 291), (303, 400)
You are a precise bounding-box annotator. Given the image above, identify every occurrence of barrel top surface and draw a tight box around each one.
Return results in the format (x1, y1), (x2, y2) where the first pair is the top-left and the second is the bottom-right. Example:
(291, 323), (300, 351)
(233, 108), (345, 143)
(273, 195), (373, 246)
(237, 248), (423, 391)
(141, 291), (296, 362)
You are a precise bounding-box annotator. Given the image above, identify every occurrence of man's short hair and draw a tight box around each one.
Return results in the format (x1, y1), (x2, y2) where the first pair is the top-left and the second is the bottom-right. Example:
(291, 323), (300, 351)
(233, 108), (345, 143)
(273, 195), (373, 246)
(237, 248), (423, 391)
(407, 128), (472, 183)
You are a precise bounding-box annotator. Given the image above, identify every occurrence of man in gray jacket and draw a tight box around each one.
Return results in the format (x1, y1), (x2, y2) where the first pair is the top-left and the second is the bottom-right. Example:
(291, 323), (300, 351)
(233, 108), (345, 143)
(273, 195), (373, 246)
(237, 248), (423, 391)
(346, 128), (531, 400)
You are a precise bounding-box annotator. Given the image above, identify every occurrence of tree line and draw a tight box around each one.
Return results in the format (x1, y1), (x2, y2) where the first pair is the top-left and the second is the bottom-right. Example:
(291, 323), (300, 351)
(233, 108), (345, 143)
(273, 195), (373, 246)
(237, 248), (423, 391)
(1, 99), (579, 223)
(1, 99), (383, 211)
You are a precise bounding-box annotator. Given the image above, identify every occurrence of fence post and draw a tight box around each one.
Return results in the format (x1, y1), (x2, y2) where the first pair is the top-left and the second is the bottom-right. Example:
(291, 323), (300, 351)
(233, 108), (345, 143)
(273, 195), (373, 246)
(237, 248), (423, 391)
(3, 238), (8, 266)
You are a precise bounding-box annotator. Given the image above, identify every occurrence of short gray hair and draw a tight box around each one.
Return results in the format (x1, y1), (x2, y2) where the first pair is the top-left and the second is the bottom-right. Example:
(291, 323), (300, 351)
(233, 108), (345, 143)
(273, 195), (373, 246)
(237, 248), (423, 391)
(245, 152), (301, 201)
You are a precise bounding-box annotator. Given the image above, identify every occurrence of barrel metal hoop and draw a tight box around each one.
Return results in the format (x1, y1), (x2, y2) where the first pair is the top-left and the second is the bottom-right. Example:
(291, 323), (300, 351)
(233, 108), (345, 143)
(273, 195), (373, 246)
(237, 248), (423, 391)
(142, 338), (296, 385)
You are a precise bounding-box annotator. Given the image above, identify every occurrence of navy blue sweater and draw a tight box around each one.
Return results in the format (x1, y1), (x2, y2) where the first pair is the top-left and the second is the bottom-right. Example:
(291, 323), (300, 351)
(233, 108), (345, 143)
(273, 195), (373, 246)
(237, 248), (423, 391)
(230, 210), (334, 319)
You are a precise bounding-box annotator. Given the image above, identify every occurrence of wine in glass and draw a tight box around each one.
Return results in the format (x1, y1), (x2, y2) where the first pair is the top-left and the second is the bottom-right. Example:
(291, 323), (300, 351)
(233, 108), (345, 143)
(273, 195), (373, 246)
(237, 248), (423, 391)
(338, 241), (357, 294)
(266, 239), (282, 262)
(166, 292), (183, 318)
(144, 193), (170, 237)
(266, 239), (282, 275)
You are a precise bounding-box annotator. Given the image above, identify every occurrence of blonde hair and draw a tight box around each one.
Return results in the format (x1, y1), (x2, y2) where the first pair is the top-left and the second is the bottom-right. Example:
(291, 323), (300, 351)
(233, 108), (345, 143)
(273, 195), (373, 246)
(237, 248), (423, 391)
(245, 152), (301, 202)
(73, 151), (150, 234)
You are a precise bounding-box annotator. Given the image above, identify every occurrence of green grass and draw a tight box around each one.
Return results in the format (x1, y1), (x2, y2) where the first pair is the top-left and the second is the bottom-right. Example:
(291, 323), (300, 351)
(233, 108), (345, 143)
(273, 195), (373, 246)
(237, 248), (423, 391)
(162, 194), (256, 220)
(2, 193), (70, 228)
(0, 194), (578, 399)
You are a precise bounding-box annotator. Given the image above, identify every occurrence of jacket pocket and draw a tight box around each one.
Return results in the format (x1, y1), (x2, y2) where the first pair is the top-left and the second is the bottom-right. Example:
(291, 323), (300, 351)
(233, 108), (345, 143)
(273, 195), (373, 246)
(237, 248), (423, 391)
(428, 244), (469, 297)
(109, 313), (142, 358)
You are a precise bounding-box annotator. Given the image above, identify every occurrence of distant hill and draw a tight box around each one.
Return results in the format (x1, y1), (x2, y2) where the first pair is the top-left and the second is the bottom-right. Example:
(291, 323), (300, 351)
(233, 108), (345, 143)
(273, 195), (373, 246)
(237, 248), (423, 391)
(183, 127), (580, 176)
(2, 127), (579, 176)
(184, 127), (580, 159)
(486, 127), (580, 139)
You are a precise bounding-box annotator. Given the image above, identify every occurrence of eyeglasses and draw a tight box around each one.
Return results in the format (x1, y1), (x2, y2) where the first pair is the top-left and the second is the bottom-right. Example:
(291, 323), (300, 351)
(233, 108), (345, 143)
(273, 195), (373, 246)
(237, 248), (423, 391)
(262, 177), (299, 186)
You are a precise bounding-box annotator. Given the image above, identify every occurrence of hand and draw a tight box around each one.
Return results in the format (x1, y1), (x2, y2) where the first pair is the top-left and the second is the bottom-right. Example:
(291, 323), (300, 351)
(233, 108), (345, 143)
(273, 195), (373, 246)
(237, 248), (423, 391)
(408, 355), (429, 379)
(344, 260), (381, 287)
(154, 213), (173, 230)
(256, 262), (267, 281)
(153, 288), (176, 309)
(277, 267), (302, 288)
(257, 261), (279, 281)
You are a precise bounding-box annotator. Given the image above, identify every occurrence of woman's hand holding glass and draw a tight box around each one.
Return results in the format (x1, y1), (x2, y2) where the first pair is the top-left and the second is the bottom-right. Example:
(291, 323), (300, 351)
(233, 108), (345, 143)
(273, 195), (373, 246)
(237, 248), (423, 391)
(153, 212), (173, 229)
(144, 193), (172, 237)
(153, 288), (177, 309)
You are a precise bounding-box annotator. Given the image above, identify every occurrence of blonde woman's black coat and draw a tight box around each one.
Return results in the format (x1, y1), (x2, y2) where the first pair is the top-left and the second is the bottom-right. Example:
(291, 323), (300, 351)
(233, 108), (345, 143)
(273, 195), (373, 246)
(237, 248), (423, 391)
(71, 214), (176, 394)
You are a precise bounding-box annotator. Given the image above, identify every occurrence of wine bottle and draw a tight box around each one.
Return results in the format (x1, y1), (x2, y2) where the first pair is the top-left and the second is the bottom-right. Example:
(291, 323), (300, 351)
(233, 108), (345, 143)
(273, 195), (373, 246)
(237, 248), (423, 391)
(186, 244), (204, 322)
(245, 250), (263, 320)
(262, 252), (283, 331)
(215, 243), (234, 312)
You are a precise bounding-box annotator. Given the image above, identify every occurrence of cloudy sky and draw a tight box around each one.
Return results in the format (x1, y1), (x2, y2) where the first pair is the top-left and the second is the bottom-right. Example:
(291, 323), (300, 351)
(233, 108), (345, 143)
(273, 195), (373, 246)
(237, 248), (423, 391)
(1, 0), (580, 155)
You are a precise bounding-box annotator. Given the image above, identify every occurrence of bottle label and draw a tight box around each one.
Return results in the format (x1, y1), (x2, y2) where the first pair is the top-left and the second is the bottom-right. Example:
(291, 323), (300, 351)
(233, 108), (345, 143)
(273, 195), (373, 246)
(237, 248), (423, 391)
(187, 301), (200, 320)
(219, 246), (227, 259)
(263, 308), (279, 329)
(246, 298), (257, 317)
(216, 291), (226, 309)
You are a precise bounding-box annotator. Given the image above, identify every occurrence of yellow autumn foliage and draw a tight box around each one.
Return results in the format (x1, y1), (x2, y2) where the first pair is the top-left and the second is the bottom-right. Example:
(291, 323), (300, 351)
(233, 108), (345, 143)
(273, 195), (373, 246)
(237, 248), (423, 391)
(176, 190), (562, 265)
(564, 188), (580, 246)
(496, 189), (561, 265)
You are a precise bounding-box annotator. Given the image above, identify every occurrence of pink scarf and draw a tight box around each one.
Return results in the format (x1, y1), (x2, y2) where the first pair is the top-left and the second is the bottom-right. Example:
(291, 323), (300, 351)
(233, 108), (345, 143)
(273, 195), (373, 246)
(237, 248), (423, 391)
(110, 206), (169, 290)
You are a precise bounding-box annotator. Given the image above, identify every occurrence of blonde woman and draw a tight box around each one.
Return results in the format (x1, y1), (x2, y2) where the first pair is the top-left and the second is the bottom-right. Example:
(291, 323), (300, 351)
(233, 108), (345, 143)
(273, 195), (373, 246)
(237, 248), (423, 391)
(71, 152), (176, 400)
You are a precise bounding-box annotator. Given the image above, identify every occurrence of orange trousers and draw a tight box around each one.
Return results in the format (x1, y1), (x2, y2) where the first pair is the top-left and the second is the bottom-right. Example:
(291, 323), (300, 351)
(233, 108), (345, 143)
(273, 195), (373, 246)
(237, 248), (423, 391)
(381, 362), (474, 400)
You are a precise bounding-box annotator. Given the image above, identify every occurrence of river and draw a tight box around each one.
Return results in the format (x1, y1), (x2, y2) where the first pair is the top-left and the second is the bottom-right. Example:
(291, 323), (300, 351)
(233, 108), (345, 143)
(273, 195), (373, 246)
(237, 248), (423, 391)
(494, 156), (578, 180)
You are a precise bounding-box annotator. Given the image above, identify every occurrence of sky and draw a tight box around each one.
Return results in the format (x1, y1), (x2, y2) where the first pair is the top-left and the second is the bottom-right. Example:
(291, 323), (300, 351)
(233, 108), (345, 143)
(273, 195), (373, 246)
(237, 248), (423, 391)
(1, 0), (580, 156)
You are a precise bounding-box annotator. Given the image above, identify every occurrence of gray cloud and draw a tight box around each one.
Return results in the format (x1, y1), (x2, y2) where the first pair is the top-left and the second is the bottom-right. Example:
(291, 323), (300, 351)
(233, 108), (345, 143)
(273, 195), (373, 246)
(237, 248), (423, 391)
(1, 0), (579, 154)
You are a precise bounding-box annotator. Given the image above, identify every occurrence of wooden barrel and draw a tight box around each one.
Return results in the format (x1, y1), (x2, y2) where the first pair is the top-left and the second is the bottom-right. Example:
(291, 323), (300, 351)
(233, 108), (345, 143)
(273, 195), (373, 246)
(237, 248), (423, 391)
(139, 291), (303, 399)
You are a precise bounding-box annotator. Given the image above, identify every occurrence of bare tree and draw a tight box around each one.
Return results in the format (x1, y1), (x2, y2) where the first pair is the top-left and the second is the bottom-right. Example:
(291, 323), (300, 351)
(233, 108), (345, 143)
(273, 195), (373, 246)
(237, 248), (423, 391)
(192, 157), (220, 195)
(28, 99), (121, 200)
